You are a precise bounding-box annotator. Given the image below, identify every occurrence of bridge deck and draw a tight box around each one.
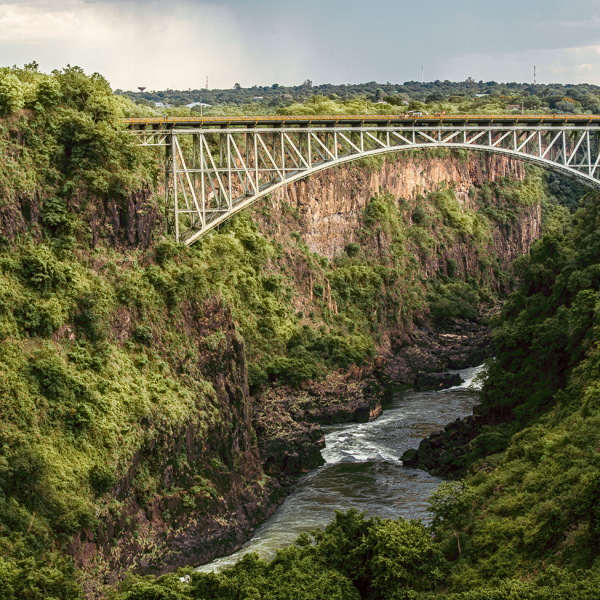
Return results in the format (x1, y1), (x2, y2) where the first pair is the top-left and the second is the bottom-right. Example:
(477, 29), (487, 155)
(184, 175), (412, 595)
(120, 114), (600, 130)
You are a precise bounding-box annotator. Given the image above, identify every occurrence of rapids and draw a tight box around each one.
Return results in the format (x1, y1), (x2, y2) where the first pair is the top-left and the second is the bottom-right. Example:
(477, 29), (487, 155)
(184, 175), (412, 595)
(197, 364), (483, 572)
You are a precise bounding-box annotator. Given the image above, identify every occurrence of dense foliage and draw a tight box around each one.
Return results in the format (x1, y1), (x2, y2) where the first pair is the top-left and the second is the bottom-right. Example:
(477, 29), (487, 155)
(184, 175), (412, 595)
(110, 505), (600, 600)
(119, 79), (600, 117)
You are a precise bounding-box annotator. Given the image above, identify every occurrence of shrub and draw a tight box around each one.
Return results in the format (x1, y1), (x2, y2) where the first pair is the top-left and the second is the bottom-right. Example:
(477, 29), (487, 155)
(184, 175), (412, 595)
(15, 297), (65, 337)
(312, 510), (446, 599)
(412, 205), (426, 225)
(265, 356), (322, 387)
(133, 325), (153, 345)
(89, 464), (116, 496)
(0, 72), (24, 116)
(0, 555), (83, 600)
(427, 281), (479, 324)
(74, 294), (108, 343)
(20, 246), (69, 293)
(361, 519), (447, 598)
(428, 482), (477, 556)
(154, 240), (182, 265)
(345, 242), (360, 257)
(247, 363), (268, 389)
(309, 333), (375, 369)
(447, 257), (459, 277)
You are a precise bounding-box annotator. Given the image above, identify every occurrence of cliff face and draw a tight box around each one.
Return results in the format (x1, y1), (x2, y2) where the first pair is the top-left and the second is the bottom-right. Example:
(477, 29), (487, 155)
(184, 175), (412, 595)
(69, 301), (286, 595)
(259, 152), (539, 270)
(1, 187), (161, 249)
(247, 152), (543, 475)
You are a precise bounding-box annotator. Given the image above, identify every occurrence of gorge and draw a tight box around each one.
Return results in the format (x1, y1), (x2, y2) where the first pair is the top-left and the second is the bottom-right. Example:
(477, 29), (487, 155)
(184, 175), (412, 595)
(1, 66), (597, 600)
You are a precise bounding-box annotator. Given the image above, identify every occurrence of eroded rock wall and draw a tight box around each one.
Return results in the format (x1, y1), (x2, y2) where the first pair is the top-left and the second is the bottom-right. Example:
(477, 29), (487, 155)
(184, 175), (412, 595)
(0, 187), (162, 249)
(257, 152), (539, 269)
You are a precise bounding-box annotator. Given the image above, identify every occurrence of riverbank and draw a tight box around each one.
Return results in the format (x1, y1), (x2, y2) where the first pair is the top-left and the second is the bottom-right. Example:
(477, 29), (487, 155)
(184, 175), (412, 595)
(251, 310), (493, 482)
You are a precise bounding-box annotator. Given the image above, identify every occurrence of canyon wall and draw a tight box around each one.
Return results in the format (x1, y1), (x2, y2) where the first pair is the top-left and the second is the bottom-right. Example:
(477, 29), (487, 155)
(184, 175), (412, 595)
(257, 152), (539, 271)
(69, 301), (286, 596)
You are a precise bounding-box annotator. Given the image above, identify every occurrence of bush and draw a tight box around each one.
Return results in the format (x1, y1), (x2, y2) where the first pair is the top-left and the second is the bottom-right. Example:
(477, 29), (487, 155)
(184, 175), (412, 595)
(154, 240), (182, 265)
(412, 205), (426, 225)
(308, 333), (375, 369)
(345, 242), (360, 257)
(133, 325), (153, 345)
(20, 246), (69, 293)
(89, 464), (116, 496)
(0, 555), (83, 600)
(361, 519), (447, 598)
(15, 297), (65, 337)
(188, 551), (359, 600)
(247, 363), (268, 389)
(427, 281), (479, 324)
(265, 356), (322, 387)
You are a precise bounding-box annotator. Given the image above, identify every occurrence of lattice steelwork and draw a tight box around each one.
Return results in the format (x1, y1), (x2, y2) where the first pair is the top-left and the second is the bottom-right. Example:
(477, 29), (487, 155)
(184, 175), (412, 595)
(126, 119), (600, 245)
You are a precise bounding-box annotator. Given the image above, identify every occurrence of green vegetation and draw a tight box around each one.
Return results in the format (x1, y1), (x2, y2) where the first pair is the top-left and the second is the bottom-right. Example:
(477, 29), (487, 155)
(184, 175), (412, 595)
(118, 79), (600, 117)
(1, 63), (594, 599)
(111, 509), (447, 600)
(110, 505), (600, 600)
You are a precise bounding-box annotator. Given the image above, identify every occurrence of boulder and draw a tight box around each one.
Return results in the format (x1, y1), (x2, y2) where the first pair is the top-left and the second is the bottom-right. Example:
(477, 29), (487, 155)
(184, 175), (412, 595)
(414, 372), (463, 391)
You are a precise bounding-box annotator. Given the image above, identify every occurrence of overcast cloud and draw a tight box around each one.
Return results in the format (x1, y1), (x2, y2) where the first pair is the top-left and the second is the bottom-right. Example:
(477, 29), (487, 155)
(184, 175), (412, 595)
(2, 0), (600, 90)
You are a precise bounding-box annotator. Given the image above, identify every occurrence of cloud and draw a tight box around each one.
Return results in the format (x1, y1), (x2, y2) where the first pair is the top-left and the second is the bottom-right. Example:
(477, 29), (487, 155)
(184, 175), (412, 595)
(1, 0), (600, 89)
(0, 0), (315, 89)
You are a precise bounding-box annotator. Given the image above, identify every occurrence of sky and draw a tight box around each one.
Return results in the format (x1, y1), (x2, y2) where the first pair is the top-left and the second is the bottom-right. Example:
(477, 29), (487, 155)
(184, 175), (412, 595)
(2, 0), (600, 90)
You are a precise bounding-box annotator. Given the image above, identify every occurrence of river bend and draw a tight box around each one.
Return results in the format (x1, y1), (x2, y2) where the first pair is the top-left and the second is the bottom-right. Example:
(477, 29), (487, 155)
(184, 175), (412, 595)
(198, 364), (483, 572)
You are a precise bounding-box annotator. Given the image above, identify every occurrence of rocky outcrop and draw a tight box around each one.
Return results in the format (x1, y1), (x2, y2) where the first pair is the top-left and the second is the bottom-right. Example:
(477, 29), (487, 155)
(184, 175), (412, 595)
(0, 187), (162, 249)
(414, 372), (463, 391)
(386, 315), (492, 386)
(252, 398), (326, 478)
(79, 187), (162, 249)
(401, 408), (486, 476)
(252, 361), (392, 477)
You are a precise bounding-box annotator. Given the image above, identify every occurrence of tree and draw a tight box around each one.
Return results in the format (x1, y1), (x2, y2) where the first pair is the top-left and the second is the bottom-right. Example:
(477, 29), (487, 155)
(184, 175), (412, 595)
(0, 72), (24, 116)
(312, 510), (446, 599)
(428, 481), (476, 556)
(234, 83), (241, 89)
(360, 519), (447, 599)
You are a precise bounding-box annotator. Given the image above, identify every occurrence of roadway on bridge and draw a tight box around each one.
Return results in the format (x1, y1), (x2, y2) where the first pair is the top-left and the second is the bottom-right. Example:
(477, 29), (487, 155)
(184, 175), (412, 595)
(120, 113), (600, 130)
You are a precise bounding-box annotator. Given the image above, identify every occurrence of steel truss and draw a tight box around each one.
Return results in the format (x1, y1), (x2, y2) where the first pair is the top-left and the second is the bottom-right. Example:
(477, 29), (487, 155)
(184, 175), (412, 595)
(130, 124), (600, 245)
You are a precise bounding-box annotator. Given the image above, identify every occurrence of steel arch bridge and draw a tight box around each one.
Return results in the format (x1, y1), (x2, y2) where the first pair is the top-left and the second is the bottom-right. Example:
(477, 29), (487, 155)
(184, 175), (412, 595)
(121, 114), (600, 245)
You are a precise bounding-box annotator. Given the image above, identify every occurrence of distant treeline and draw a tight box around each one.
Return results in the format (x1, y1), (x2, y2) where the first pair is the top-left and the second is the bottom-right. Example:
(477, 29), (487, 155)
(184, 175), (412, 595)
(116, 79), (600, 114)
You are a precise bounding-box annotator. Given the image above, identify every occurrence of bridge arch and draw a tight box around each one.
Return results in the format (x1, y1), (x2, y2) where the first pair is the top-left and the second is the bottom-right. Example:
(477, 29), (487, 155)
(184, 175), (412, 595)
(186, 143), (597, 244)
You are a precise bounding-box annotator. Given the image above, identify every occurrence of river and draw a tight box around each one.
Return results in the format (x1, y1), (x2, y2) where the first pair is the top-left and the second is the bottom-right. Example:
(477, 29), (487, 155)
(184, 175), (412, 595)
(198, 364), (483, 572)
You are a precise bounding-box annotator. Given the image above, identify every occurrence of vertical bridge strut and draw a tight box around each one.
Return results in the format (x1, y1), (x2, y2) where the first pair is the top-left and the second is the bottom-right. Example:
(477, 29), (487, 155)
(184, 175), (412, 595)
(122, 115), (600, 245)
